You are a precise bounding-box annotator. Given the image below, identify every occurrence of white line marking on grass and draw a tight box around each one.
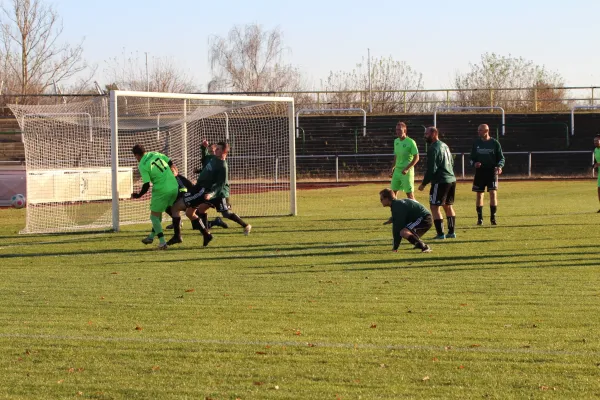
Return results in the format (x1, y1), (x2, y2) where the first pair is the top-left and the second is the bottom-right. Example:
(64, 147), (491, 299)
(0, 333), (598, 357)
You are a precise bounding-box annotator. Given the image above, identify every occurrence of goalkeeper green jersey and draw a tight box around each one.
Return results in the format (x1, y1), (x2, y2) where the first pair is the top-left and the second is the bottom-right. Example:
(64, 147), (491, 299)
(470, 138), (505, 169)
(394, 137), (419, 169)
(595, 148), (600, 171)
(422, 140), (456, 186)
(138, 151), (178, 193)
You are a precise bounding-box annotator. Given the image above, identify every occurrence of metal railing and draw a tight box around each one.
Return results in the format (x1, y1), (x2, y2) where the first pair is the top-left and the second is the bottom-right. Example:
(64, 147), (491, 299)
(295, 151), (596, 182)
(2, 86), (600, 115)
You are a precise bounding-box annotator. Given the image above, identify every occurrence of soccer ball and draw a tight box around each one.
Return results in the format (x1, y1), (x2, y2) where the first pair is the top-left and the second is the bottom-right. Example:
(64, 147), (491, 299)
(11, 194), (26, 209)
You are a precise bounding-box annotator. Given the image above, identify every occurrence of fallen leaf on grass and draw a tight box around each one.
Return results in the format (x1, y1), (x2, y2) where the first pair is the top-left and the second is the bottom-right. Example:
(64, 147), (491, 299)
(135, 325), (143, 331)
(422, 376), (430, 381)
(185, 288), (195, 293)
(57, 380), (64, 384)
(110, 272), (118, 275)
(151, 366), (160, 371)
(458, 365), (465, 369)
(307, 343), (316, 347)
(432, 357), (439, 362)
(256, 352), (267, 355)
(370, 324), (377, 328)
(253, 381), (264, 386)
(294, 330), (301, 336)
(470, 344), (481, 348)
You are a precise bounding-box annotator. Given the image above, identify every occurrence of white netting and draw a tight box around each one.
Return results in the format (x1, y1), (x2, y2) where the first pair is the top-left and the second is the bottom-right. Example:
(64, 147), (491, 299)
(9, 93), (294, 234)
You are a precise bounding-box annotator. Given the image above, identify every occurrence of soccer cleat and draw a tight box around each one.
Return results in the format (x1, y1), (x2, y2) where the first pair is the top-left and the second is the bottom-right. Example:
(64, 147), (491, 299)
(477, 219), (483, 226)
(141, 236), (154, 245)
(421, 245), (432, 253)
(157, 242), (168, 250)
(166, 236), (183, 246)
(203, 233), (213, 247)
(597, 209), (600, 213)
(166, 221), (183, 230)
(213, 217), (229, 229)
(244, 224), (252, 236)
(446, 233), (457, 239)
(490, 219), (497, 226)
(433, 234), (445, 240)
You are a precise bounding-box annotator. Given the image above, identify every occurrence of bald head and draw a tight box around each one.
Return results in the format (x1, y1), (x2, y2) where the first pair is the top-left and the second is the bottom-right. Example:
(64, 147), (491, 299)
(424, 126), (439, 144)
(478, 124), (490, 139)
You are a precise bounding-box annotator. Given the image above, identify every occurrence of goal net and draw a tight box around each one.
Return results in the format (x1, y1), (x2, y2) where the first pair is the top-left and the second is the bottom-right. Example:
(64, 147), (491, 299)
(9, 91), (296, 234)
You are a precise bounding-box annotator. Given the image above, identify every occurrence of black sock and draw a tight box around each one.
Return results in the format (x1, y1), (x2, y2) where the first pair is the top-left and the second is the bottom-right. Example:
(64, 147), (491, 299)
(191, 218), (208, 235)
(407, 235), (425, 250)
(447, 216), (455, 235)
(490, 206), (497, 220)
(200, 213), (208, 229)
(434, 219), (444, 236)
(172, 217), (181, 238)
(224, 212), (247, 228)
(476, 206), (483, 220)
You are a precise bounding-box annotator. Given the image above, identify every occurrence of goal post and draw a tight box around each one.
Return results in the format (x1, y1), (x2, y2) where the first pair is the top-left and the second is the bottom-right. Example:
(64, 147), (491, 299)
(9, 91), (296, 234)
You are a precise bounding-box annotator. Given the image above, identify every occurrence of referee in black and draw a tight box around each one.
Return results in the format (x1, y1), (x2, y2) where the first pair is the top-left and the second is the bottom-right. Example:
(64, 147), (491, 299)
(470, 124), (505, 225)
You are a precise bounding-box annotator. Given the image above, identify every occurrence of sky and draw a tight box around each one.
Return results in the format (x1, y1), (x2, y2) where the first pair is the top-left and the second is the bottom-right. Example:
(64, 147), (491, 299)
(45, 0), (600, 90)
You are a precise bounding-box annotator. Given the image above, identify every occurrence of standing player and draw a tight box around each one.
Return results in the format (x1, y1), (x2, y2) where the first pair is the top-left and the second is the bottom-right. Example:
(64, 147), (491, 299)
(417, 126), (457, 239)
(470, 124), (505, 225)
(379, 188), (432, 253)
(131, 144), (179, 250)
(390, 122), (420, 199)
(168, 142), (251, 246)
(593, 135), (600, 212)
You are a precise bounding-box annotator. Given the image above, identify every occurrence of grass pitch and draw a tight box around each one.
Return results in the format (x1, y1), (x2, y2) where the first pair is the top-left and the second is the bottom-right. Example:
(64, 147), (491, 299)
(1, 181), (600, 399)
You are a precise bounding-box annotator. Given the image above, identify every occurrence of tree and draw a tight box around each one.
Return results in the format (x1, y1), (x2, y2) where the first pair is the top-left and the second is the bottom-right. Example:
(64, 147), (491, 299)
(208, 24), (304, 93)
(453, 53), (567, 111)
(0, 0), (90, 95)
(321, 56), (432, 113)
(103, 50), (197, 93)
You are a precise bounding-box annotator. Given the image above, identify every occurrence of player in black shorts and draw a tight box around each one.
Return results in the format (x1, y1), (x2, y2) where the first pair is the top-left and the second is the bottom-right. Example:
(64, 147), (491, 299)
(379, 188), (432, 253)
(168, 142), (250, 246)
(418, 126), (457, 239)
(470, 124), (505, 225)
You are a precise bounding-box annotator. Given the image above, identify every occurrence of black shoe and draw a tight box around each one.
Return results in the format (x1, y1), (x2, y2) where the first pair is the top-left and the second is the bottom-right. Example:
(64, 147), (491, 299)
(490, 219), (497, 226)
(203, 233), (213, 247)
(213, 217), (229, 229)
(421, 245), (432, 253)
(477, 218), (483, 226)
(167, 236), (183, 245)
(166, 221), (182, 230)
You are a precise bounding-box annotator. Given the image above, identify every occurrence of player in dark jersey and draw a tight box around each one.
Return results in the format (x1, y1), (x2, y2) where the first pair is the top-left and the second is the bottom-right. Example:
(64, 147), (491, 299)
(418, 126), (457, 239)
(380, 188), (432, 253)
(470, 124), (505, 225)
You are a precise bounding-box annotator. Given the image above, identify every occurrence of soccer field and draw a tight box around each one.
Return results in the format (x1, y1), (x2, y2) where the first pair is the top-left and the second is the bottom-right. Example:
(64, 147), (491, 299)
(1, 181), (599, 399)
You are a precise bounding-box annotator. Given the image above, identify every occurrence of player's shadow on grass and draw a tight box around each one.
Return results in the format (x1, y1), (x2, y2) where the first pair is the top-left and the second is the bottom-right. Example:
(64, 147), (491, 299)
(0, 247), (156, 259)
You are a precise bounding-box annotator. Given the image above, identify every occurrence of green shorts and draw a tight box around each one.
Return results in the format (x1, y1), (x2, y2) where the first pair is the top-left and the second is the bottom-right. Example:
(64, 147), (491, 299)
(150, 187), (179, 213)
(391, 168), (415, 193)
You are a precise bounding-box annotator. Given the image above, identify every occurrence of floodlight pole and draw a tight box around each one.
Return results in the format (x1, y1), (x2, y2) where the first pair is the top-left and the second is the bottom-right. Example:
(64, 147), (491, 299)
(434, 106), (506, 136)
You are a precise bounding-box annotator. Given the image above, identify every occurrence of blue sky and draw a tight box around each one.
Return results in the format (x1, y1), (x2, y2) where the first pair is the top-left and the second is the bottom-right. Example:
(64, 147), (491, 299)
(50, 0), (599, 90)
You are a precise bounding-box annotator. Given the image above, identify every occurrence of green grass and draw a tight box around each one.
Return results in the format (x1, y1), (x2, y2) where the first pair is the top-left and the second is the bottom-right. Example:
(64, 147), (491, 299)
(1, 181), (600, 399)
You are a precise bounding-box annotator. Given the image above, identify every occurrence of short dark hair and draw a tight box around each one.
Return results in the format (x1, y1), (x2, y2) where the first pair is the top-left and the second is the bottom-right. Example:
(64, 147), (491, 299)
(379, 188), (395, 201)
(131, 144), (146, 156)
(216, 141), (230, 152)
(595, 134), (600, 139)
(397, 121), (407, 129)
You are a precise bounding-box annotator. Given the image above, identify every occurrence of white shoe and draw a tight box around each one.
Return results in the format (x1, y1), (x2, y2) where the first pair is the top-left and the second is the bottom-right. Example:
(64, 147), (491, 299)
(244, 224), (252, 236)
(157, 242), (168, 250)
